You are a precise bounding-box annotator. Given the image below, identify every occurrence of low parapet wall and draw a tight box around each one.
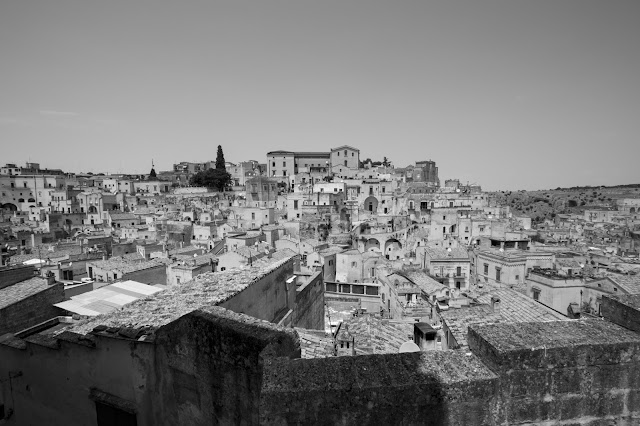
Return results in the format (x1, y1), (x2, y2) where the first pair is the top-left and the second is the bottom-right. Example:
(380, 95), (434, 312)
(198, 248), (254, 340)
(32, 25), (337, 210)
(260, 351), (499, 425)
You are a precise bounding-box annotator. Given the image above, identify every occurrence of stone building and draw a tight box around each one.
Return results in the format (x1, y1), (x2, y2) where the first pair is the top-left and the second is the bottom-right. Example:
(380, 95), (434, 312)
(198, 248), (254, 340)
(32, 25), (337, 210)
(422, 247), (471, 291)
(330, 145), (360, 170)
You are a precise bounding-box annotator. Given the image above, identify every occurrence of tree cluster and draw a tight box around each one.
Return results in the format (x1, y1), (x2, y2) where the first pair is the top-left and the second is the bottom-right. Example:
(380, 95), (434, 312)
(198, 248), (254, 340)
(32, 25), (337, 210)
(189, 168), (231, 191)
(189, 145), (232, 191)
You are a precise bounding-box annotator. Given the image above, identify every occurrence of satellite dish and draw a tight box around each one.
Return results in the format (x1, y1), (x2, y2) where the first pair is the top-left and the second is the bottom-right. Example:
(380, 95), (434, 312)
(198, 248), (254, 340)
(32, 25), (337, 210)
(399, 341), (420, 353)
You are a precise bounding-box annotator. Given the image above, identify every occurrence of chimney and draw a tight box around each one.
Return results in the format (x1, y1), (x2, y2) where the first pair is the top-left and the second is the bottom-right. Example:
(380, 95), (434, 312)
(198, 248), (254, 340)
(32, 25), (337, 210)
(491, 296), (501, 314)
(45, 271), (56, 285)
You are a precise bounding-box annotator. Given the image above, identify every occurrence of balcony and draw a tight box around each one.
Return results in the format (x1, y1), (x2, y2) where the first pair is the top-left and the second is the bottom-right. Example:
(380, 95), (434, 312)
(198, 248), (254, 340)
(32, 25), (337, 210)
(434, 272), (467, 279)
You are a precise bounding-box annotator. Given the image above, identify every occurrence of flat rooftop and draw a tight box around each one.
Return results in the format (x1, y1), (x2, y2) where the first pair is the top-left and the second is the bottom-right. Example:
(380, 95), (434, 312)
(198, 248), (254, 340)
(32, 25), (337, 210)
(54, 280), (164, 316)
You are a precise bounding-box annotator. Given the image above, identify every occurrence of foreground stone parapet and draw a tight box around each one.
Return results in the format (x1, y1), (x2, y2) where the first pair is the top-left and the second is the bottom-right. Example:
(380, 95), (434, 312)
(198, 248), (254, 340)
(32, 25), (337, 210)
(469, 320), (640, 424)
(260, 350), (499, 425)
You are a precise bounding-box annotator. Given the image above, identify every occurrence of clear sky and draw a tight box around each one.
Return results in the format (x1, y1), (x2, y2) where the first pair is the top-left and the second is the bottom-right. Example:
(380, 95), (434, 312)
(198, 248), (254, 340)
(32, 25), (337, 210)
(1, 0), (639, 190)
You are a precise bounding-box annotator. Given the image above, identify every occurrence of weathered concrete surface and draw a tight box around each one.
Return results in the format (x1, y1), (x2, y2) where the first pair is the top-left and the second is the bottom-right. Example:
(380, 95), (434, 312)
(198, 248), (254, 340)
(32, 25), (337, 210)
(260, 351), (499, 425)
(469, 320), (640, 425)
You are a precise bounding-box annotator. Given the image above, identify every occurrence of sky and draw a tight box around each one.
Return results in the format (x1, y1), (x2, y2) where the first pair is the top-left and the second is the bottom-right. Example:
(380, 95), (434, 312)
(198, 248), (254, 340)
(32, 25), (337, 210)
(1, 0), (639, 190)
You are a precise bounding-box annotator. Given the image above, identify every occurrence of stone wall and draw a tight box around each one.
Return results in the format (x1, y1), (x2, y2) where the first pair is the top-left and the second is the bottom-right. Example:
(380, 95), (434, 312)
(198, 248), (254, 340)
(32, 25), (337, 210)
(0, 264), (35, 289)
(468, 319), (640, 424)
(219, 258), (296, 324)
(0, 328), (157, 425)
(294, 271), (324, 330)
(0, 283), (64, 335)
(123, 265), (167, 286)
(260, 351), (499, 425)
(601, 294), (640, 333)
(154, 307), (300, 425)
(5, 296), (640, 425)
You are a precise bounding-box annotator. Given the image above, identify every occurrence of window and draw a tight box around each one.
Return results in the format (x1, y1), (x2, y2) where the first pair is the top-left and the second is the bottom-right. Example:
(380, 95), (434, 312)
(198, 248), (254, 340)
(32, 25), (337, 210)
(113, 273), (118, 280)
(532, 288), (540, 301)
(176, 277), (180, 284)
(344, 150), (347, 156)
(443, 216), (446, 220)
(495, 267), (501, 282)
(351, 261), (357, 268)
(283, 170), (286, 176)
(326, 283), (337, 292)
(251, 212), (255, 219)
(382, 187), (385, 193)
(484, 263), (489, 275)
(283, 161), (286, 167)
(365, 286), (378, 295)
(91, 389), (137, 426)
(337, 152), (340, 156)
(515, 274), (520, 281)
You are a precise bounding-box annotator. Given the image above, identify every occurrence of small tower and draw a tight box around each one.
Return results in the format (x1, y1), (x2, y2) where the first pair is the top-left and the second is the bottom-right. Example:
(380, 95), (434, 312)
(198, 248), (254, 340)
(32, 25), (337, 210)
(335, 323), (355, 356)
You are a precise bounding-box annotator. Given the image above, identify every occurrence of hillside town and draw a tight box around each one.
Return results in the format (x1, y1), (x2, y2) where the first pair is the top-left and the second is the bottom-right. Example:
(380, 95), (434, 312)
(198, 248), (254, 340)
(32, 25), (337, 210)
(2, 147), (640, 424)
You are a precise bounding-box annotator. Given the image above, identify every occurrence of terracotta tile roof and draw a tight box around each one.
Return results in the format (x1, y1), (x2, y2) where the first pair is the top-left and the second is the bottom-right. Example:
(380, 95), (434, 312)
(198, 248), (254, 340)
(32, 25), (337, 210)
(87, 257), (165, 274)
(71, 252), (298, 335)
(295, 328), (334, 359)
(442, 289), (567, 349)
(346, 315), (414, 355)
(608, 274), (640, 294)
(403, 271), (447, 294)
(476, 289), (566, 323)
(425, 247), (469, 261)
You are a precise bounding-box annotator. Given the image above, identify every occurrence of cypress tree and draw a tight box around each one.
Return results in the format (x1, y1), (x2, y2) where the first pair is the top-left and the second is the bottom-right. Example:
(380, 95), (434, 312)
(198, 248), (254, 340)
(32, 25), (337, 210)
(215, 145), (226, 170)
